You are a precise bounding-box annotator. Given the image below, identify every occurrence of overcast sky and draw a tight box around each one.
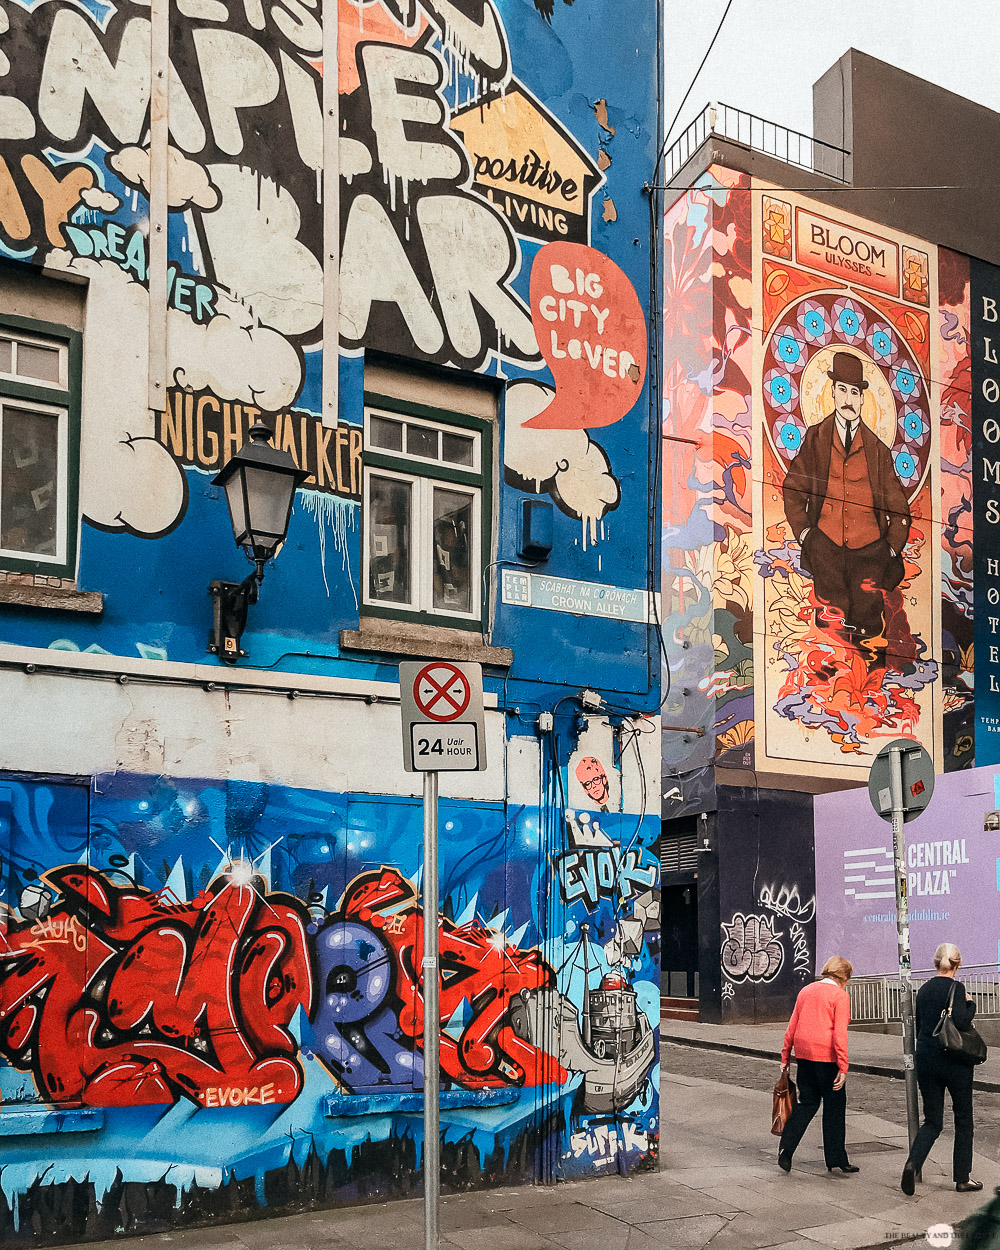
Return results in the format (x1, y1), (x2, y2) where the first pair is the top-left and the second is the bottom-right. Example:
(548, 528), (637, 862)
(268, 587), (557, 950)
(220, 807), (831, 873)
(662, 1), (1000, 146)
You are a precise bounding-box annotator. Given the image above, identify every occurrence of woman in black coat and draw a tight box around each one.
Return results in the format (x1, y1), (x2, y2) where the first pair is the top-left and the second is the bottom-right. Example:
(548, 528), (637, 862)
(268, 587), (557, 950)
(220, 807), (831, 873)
(901, 943), (983, 1195)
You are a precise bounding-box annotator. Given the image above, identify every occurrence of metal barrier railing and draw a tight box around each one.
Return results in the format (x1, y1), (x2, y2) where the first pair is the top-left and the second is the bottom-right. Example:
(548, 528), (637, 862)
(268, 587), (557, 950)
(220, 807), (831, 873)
(663, 102), (850, 185)
(849, 965), (1000, 1024)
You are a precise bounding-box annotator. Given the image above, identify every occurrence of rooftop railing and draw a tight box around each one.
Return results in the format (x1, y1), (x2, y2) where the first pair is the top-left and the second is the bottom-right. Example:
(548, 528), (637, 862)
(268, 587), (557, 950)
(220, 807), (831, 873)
(663, 102), (850, 185)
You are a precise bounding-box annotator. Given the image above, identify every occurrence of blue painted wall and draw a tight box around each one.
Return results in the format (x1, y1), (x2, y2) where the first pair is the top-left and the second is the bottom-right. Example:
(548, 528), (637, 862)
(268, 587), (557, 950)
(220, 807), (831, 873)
(0, 0), (660, 1235)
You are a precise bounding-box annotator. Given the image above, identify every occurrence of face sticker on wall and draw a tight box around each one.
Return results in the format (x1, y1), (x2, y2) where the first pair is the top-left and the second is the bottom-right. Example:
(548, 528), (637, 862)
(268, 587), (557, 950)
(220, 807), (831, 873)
(564, 721), (621, 809)
(575, 755), (610, 808)
(527, 241), (647, 429)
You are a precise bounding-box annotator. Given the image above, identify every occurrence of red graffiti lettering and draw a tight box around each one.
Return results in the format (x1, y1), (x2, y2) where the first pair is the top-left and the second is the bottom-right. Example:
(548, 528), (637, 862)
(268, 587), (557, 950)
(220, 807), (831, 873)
(339, 868), (564, 1088)
(0, 865), (312, 1107)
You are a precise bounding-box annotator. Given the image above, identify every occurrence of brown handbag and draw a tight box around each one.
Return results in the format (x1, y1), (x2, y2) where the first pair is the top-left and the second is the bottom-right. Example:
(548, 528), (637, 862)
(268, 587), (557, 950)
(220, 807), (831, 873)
(771, 1069), (797, 1136)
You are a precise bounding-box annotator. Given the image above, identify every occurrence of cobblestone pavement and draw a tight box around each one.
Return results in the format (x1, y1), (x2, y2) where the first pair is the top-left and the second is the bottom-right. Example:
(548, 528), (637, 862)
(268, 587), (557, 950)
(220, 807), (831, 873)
(76, 1065), (1000, 1250)
(662, 1039), (1000, 1164)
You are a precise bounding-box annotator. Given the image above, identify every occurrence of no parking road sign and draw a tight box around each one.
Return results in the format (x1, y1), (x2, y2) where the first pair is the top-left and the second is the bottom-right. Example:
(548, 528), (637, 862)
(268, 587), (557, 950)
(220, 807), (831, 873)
(413, 662), (472, 721)
(399, 660), (486, 772)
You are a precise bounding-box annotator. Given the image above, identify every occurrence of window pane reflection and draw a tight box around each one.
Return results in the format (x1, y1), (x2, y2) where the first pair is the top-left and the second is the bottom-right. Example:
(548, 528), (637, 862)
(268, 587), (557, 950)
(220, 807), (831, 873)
(433, 487), (472, 613)
(1, 406), (59, 556)
(441, 431), (474, 466)
(368, 475), (411, 603)
(370, 415), (402, 451)
(406, 424), (438, 459)
(18, 343), (61, 384)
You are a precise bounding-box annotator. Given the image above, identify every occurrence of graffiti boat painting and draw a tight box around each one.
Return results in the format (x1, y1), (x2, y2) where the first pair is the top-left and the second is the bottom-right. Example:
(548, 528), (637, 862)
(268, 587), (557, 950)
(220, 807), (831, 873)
(510, 924), (656, 1117)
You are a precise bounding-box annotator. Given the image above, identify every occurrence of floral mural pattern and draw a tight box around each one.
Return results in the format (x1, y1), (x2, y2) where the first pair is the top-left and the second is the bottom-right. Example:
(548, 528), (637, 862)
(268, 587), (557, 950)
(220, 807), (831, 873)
(661, 168), (754, 813)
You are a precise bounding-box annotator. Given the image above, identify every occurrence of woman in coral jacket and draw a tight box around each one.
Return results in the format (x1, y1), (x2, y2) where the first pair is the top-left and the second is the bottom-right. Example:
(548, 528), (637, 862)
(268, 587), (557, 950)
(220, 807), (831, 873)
(777, 956), (859, 1175)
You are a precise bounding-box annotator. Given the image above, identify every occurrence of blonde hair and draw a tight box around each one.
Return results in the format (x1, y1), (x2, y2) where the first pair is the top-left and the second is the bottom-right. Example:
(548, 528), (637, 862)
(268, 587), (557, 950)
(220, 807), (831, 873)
(934, 943), (962, 973)
(821, 956), (853, 985)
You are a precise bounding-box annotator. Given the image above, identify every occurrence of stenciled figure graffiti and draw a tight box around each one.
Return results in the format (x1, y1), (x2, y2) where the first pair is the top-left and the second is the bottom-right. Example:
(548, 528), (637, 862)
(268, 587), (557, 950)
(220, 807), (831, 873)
(782, 351), (911, 665)
(575, 756), (610, 810)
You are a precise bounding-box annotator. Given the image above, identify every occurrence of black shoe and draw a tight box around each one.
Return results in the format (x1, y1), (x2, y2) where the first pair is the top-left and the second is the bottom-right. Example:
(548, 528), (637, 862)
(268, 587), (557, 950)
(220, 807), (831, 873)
(828, 1163), (860, 1173)
(778, 1150), (791, 1173)
(901, 1165), (916, 1196)
(957, 1180), (984, 1193)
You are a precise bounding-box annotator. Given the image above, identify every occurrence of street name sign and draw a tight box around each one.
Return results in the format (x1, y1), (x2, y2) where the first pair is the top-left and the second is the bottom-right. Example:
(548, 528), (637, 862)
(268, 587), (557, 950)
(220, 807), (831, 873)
(399, 660), (486, 772)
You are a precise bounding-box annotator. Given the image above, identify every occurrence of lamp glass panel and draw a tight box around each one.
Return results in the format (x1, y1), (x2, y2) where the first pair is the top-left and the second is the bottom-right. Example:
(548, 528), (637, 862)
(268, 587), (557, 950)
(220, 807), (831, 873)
(243, 464), (295, 549)
(223, 467), (249, 545)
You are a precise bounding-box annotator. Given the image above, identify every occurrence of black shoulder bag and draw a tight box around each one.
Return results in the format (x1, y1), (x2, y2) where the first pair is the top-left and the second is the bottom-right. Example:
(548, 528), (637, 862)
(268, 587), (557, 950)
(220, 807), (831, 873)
(932, 980), (988, 1066)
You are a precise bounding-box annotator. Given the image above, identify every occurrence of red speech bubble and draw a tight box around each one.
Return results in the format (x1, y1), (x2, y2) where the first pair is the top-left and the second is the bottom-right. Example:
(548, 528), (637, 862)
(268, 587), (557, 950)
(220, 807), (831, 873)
(526, 241), (647, 429)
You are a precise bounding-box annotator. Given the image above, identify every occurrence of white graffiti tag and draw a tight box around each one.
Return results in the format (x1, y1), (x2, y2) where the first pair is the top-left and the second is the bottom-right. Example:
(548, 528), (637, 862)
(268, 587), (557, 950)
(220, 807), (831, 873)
(758, 882), (816, 924)
(788, 922), (812, 979)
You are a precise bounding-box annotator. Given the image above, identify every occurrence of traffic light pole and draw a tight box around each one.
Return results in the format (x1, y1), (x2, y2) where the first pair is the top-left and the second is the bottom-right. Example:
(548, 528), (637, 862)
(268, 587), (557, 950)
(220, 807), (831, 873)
(423, 769), (440, 1250)
(889, 744), (920, 1154)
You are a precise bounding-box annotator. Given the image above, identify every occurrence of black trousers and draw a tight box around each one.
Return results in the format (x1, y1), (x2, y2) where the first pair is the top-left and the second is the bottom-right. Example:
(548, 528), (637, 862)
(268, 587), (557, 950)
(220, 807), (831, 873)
(906, 1048), (975, 1182)
(779, 1059), (849, 1168)
(775, 1060), (850, 1165)
(806, 529), (891, 643)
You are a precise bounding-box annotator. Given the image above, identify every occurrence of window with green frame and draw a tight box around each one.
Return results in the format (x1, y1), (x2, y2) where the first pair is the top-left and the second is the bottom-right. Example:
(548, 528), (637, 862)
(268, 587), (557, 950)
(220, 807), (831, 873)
(0, 314), (81, 579)
(362, 393), (493, 631)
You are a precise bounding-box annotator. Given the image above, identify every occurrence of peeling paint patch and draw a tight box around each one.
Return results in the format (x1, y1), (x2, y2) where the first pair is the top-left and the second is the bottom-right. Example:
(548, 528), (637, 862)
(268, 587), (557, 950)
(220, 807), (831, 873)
(627, 362), (640, 383)
(602, 197), (617, 223)
(597, 149), (611, 172)
(593, 99), (615, 136)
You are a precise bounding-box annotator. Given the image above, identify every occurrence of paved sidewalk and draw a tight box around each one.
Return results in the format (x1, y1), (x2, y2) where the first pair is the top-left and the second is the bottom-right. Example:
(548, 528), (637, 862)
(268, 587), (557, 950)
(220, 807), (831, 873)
(80, 1070), (999, 1250)
(662, 1018), (1000, 1090)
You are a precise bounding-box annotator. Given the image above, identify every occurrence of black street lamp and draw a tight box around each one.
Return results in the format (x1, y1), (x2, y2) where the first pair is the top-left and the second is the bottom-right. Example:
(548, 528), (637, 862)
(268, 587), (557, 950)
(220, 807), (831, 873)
(208, 420), (308, 663)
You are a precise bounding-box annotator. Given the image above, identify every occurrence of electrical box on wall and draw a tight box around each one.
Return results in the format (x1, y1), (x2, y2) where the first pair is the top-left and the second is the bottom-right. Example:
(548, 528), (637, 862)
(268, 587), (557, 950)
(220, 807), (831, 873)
(519, 499), (552, 561)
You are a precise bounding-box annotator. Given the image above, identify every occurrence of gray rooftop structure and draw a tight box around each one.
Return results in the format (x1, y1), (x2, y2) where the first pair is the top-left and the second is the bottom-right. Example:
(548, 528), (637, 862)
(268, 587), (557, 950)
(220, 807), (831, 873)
(667, 49), (1000, 264)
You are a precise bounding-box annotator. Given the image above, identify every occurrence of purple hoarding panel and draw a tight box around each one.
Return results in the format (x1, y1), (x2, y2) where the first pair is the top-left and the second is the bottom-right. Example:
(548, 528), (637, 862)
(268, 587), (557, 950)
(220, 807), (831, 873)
(815, 765), (1000, 976)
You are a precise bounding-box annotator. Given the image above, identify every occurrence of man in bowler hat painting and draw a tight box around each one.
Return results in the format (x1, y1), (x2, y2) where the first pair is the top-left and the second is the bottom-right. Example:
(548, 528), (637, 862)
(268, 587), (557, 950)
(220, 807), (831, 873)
(782, 351), (911, 656)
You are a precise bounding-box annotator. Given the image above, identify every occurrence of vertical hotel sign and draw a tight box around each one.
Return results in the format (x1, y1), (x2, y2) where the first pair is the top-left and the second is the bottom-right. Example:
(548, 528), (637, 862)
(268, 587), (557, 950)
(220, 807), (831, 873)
(971, 258), (1000, 765)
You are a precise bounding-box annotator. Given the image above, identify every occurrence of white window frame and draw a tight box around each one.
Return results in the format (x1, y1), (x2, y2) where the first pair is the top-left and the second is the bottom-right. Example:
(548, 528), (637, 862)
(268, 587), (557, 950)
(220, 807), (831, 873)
(363, 466), (483, 624)
(0, 394), (70, 568)
(364, 407), (482, 474)
(0, 329), (69, 392)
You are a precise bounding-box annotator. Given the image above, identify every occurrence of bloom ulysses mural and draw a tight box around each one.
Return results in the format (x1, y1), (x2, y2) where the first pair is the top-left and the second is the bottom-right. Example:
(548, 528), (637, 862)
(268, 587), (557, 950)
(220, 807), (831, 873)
(752, 193), (941, 775)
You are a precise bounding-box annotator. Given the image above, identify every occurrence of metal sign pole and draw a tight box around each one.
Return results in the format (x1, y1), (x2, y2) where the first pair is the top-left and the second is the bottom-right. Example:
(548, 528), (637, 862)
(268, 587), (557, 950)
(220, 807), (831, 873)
(399, 659), (483, 1247)
(422, 769), (440, 1250)
(889, 745), (919, 1151)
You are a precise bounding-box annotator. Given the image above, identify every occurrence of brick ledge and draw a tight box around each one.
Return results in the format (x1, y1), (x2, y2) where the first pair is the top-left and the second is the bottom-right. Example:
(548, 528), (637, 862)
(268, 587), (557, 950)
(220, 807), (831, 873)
(0, 584), (103, 614)
(340, 622), (512, 667)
